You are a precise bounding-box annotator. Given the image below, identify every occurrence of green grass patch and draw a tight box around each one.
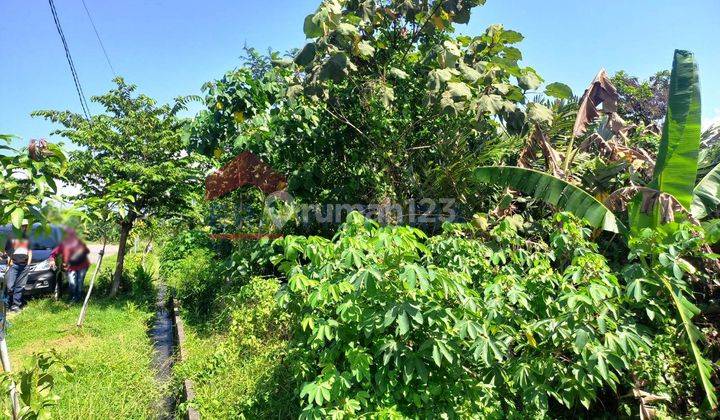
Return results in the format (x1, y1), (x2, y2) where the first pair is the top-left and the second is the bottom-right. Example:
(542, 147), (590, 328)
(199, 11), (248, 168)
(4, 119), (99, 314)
(172, 277), (298, 419)
(0, 253), (164, 418)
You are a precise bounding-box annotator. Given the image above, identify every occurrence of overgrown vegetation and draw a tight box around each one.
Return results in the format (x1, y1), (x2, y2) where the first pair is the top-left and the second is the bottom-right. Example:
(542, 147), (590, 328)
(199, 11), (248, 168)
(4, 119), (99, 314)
(156, 0), (720, 418)
(3, 0), (719, 418)
(164, 211), (718, 418)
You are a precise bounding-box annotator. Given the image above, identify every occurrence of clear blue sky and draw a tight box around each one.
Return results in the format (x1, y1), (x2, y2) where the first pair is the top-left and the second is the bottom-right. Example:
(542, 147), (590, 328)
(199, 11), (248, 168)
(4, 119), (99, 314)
(2, 0), (719, 149)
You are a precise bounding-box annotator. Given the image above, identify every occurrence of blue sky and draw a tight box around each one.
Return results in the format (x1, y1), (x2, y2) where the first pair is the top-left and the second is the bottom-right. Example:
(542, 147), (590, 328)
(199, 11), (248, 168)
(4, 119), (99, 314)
(1, 0), (719, 149)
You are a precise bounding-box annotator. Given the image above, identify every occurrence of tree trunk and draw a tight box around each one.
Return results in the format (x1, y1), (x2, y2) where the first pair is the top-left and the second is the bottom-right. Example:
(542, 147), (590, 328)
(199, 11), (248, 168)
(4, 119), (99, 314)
(110, 220), (133, 297)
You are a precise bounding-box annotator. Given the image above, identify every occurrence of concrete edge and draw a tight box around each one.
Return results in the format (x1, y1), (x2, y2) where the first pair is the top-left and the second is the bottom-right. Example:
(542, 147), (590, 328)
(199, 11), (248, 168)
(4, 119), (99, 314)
(169, 296), (201, 420)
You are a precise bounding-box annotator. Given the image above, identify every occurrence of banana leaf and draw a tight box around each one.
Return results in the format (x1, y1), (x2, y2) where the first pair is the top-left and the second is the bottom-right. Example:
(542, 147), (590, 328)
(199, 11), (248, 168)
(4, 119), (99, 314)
(651, 50), (702, 210)
(691, 161), (720, 219)
(474, 166), (625, 234)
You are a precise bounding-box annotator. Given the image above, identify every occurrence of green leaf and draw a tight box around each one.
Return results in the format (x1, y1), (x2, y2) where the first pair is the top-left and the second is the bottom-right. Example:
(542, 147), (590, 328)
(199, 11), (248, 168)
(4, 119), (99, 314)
(575, 329), (590, 351)
(473, 166), (625, 233)
(596, 353), (609, 381)
(335, 22), (359, 37)
(447, 82), (472, 100)
(518, 70), (542, 91)
(526, 102), (553, 126)
(544, 82), (573, 100)
(661, 276), (718, 409)
(319, 53), (352, 82)
(295, 43), (317, 66)
(476, 94), (505, 115)
(354, 41), (375, 58)
(389, 67), (409, 80)
(303, 14), (323, 38)
(432, 344), (442, 367)
(11, 207), (24, 229)
(701, 219), (720, 244)
(500, 29), (524, 44)
(651, 50), (702, 210)
(397, 311), (410, 335)
(459, 64), (481, 83)
(691, 161), (720, 219)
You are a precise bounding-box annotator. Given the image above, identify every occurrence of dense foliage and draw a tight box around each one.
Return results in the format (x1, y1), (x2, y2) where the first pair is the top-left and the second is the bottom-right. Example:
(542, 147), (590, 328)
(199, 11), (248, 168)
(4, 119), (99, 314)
(13, 0), (718, 418)
(163, 211), (718, 418)
(272, 213), (649, 417)
(155, 2), (720, 419)
(187, 1), (567, 216)
(611, 70), (670, 126)
(174, 276), (297, 418)
(0, 136), (65, 230)
(33, 78), (207, 296)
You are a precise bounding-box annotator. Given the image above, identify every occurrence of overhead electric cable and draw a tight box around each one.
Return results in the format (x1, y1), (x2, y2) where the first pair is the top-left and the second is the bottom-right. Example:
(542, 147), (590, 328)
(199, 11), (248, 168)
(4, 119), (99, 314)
(80, 0), (117, 77)
(48, 0), (92, 121)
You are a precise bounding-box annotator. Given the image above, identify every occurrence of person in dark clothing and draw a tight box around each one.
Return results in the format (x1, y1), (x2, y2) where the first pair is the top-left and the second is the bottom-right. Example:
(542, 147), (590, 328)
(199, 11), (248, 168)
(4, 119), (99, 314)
(5, 220), (32, 312)
(50, 228), (90, 302)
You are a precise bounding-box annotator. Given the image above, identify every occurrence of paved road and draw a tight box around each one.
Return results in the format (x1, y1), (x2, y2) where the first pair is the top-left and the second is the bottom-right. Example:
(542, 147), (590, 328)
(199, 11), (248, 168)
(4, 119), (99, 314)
(87, 243), (119, 264)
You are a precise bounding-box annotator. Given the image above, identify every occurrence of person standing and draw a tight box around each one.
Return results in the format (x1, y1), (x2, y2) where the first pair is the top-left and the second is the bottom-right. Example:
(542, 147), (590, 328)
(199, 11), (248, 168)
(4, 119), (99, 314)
(5, 220), (32, 313)
(50, 228), (90, 303)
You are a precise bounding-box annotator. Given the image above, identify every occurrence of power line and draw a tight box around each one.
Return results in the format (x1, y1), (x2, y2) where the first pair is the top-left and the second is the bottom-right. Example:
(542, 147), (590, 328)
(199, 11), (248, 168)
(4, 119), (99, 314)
(80, 0), (117, 77)
(48, 0), (92, 121)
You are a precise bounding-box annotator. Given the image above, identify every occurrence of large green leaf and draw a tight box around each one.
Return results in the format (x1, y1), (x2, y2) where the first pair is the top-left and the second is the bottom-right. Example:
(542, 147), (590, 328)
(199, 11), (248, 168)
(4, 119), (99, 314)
(651, 50), (702, 210)
(691, 161), (720, 219)
(660, 276), (718, 409)
(473, 166), (625, 233)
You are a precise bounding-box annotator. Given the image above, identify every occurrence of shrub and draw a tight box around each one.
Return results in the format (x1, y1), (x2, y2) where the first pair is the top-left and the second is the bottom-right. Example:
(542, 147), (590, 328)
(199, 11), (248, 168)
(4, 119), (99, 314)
(271, 212), (649, 418)
(159, 229), (214, 276)
(175, 277), (298, 418)
(163, 248), (226, 322)
(93, 252), (154, 304)
(623, 223), (719, 413)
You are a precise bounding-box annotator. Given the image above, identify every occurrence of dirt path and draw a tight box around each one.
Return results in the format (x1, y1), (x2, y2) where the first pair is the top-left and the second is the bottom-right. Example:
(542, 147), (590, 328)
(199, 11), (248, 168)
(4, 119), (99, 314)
(87, 243), (118, 264)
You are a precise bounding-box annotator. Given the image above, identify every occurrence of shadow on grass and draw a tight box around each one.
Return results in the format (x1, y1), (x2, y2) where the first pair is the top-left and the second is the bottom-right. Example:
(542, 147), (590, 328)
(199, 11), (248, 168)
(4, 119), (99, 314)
(244, 354), (300, 419)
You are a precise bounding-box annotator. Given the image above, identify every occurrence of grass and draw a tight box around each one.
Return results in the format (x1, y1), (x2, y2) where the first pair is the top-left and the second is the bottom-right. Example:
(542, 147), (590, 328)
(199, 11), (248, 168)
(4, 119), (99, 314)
(173, 319), (296, 419)
(170, 277), (298, 419)
(0, 251), (165, 419)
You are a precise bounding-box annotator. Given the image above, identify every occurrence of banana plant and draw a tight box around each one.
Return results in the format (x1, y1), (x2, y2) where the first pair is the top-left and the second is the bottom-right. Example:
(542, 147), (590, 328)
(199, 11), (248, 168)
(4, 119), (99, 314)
(474, 50), (719, 409)
(692, 163), (720, 219)
(474, 166), (625, 234)
(476, 50), (717, 233)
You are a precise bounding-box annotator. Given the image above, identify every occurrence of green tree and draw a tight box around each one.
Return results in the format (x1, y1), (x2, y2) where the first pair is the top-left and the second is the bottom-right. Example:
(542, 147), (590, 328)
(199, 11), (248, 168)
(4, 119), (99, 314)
(188, 2), (562, 218)
(611, 70), (670, 126)
(33, 78), (206, 297)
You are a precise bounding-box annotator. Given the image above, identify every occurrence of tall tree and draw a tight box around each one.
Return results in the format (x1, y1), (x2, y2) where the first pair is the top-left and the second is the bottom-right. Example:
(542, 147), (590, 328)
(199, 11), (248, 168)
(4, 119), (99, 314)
(188, 2), (566, 220)
(34, 78), (206, 297)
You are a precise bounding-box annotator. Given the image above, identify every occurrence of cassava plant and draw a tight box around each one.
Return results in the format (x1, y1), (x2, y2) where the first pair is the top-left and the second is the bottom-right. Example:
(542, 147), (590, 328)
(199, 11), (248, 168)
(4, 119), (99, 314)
(473, 49), (719, 409)
(272, 211), (652, 417)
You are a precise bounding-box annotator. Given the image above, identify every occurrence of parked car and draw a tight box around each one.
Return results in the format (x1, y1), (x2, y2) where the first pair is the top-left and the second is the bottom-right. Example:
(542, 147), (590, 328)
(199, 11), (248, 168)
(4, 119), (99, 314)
(0, 223), (63, 296)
